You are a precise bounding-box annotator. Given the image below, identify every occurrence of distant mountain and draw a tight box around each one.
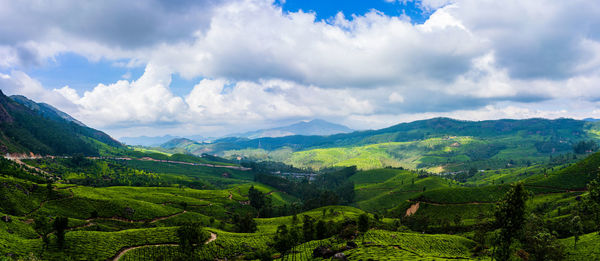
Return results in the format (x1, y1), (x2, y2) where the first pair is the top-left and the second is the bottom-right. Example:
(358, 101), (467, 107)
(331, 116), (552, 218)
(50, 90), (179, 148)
(229, 119), (353, 139)
(120, 135), (212, 146)
(120, 135), (180, 146)
(0, 90), (123, 155)
(160, 138), (199, 149)
(583, 118), (600, 122)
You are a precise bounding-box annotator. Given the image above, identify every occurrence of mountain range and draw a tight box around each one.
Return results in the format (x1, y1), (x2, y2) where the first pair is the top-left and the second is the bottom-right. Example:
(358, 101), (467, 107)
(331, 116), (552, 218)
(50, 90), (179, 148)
(161, 117), (600, 171)
(227, 119), (353, 139)
(120, 119), (352, 146)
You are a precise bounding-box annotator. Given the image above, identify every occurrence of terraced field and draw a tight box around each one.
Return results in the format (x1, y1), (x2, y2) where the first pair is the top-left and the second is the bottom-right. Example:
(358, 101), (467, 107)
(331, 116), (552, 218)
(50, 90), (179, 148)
(282, 230), (476, 260)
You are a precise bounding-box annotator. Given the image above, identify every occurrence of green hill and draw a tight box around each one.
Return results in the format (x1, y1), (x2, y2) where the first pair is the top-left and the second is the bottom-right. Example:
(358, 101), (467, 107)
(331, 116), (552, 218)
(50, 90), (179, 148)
(166, 117), (600, 171)
(527, 151), (600, 189)
(0, 91), (123, 155)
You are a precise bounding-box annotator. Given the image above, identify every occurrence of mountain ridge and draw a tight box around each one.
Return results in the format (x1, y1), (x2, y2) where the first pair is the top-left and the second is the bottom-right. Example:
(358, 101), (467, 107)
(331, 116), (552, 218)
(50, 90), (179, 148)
(10, 95), (86, 126)
(0, 91), (123, 155)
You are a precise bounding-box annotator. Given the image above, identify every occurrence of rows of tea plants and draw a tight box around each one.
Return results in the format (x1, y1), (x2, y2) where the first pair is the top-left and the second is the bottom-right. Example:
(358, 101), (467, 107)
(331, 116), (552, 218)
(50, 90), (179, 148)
(361, 230), (475, 258)
(120, 230), (272, 260)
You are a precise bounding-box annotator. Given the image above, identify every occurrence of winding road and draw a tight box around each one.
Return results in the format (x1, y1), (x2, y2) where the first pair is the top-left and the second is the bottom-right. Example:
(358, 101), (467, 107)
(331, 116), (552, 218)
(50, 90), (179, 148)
(110, 232), (217, 261)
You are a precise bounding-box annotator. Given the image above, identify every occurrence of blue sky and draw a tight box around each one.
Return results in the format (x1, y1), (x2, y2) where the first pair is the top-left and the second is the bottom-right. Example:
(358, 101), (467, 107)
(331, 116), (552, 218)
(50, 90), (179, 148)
(279, 0), (432, 23)
(1, 0), (600, 138)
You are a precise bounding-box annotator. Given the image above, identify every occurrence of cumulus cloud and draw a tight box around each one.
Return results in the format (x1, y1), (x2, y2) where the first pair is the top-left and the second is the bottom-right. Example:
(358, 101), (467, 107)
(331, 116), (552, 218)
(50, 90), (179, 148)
(55, 64), (187, 127)
(447, 0), (600, 80)
(185, 79), (373, 123)
(150, 0), (483, 88)
(0, 70), (77, 111)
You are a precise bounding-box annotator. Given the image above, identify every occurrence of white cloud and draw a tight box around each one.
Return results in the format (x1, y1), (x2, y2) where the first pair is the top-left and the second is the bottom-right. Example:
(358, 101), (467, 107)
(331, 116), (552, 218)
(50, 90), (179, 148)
(389, 92), (405, 103)
(150, 0), (483, 88)
(0, 70), (76, 110)
(56, 64), (187, 127)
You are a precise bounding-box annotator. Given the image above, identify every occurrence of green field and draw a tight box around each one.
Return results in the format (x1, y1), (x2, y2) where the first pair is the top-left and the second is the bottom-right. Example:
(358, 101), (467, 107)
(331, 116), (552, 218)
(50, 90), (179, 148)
(2, 137), (600, 260)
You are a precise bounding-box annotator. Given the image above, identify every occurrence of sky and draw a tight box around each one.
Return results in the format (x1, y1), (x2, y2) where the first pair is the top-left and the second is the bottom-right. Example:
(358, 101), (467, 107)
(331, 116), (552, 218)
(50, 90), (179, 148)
(1, 0), (600, 139)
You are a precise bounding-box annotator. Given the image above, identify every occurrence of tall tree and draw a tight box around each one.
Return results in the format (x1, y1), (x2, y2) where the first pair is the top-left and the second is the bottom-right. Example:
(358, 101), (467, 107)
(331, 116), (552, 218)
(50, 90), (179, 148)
(571, 216), (583, 249)
(53, 216), (69, 249)
(315, 220), (328, 240)
(358, 213), (370, 243)
(588, 175), (600, 231)
(177, 223), (204, 258)
(302, 215), (315, 241)
(494, 183), (529, 261)
(358, 213), (370, 234)
(248, 186), (265, 210)
(233, 213), (257, 233)
(34, 216), (52, 250)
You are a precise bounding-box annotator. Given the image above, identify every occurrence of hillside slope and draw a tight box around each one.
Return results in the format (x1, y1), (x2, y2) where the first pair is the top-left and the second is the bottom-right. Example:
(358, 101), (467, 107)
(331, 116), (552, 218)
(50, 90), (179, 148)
(527, 151), (600, 189)
(0, 91), (123, 155)
(171, 118), (600, 170)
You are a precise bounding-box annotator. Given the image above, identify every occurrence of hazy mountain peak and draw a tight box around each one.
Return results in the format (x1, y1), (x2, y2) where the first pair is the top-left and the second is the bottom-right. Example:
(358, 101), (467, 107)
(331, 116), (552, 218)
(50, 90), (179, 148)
(229, 119), (353, 139)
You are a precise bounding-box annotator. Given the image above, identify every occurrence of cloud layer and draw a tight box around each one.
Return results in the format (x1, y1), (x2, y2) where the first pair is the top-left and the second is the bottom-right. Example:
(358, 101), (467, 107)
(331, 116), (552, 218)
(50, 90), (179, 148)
(1, 0), (600, 137)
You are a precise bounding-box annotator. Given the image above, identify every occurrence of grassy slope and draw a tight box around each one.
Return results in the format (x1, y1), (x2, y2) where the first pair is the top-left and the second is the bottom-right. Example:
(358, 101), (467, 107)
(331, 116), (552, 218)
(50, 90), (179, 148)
(256, 206), (366, 234)
(285, 229), (476, 260)
(177, 118), (600, 171)
(561, 232), (600, 261)
(527, 151), (600, 189)
(351, 168), (453, 212)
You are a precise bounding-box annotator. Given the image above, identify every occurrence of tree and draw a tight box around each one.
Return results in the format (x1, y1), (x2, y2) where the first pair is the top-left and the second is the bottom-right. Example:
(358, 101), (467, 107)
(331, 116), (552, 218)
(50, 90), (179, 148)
(573, 140), (598, 154)
(177, 223), (207, 258)
(494, 183), (529, 261)
(46, 182), (53, 199)
(571, 216), (583, 249)
(34, 216), (52, 250)
(272, 225), (300, 257)
(522, 214), (564, 261)
(233, 213), (257, 233)
(587, 174), (600, 231)
(453, 214), (462, 227)
(53, 216), (69, 249)
(358, 214), (370, 234)
(358, 213), (370, 243)
(315, 220), (328, 239)
(302, 215), (315, 241)
(248, 186), (265, 210)
(473, 212), (488, 248)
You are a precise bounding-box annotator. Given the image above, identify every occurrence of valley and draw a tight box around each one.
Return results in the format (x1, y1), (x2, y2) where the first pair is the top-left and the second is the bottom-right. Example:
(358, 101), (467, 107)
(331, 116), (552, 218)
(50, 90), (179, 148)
(3, 1), (600, 260)
(1, 91), (599, 261)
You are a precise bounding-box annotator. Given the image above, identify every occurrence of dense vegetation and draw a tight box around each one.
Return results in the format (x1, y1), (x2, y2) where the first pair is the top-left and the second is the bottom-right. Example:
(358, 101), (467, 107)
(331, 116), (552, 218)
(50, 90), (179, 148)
(3, 94), (600, 260)
(160, 117), (600, 172)
(0, 91), (122, 155)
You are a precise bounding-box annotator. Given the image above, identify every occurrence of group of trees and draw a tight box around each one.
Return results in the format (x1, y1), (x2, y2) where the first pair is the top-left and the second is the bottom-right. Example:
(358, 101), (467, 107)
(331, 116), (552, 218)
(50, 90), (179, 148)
(0, 157), (46, 183)
(487, 181), (600, 260)
(272, 212), (372, 258)
(573, 140), (599, 154)
(34, 215), (69, 251)
(254, 167), (356, 213)
(26, 158), (167, 187)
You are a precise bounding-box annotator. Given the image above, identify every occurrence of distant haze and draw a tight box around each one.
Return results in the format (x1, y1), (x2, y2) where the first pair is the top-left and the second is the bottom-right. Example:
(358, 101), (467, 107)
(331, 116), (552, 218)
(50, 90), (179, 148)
(227, 119), (353, 139)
